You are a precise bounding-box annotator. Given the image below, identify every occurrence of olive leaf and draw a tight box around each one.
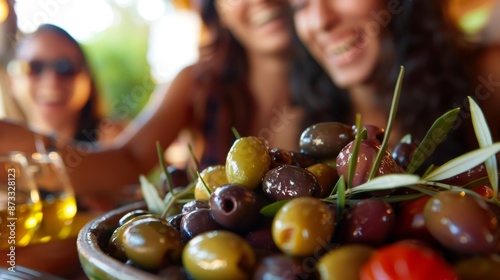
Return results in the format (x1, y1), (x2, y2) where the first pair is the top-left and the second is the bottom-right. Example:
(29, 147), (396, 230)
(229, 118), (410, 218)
(348, 128), (367, 188)
(156, 141), (171, 195)
(259, 199), (290, 217)
(406, 108), (460, 174)
(369, 66), (404, 180)
(469, 96), (498, 198)
(350, 174), (421, 194)
(139, 175), (165, 215)
(423, 142), (500, 181)
(336, 175), (346, 223)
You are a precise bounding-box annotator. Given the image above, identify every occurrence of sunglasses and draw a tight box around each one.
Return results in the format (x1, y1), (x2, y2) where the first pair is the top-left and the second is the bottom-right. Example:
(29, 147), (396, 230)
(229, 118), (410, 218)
(7, 59), (82, 78)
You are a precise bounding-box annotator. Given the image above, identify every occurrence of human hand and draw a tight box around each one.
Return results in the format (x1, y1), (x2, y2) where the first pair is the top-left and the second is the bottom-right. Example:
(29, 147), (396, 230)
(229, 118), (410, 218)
(0, 119), (38, 154)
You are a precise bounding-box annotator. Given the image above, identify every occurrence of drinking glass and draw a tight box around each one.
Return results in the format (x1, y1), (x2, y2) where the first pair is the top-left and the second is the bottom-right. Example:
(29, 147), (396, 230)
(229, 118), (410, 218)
(0, 152), (42, 248)
(29, 151), (77, 244)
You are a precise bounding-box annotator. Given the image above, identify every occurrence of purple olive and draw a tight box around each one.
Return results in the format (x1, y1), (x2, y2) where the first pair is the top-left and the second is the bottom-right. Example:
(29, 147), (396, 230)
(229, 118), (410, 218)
(262, 165), (320, 201)
(180, 208), (224, 243)
(209, 184), (261, 231)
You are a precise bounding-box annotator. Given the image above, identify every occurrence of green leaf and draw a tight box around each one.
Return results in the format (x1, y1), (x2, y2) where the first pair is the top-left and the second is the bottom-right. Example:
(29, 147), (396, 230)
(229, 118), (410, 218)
(469, 96), (498, 199)
(400, 134), (412, 144)
(139, 175), (165, 215)
(350, 174), (422, 194)
(335, 176), (347, 224)
(423, 142), (500, 181)
(369, 66), (404, 180)
(260, 200), (290, 217)
(406, 108), (460, 174)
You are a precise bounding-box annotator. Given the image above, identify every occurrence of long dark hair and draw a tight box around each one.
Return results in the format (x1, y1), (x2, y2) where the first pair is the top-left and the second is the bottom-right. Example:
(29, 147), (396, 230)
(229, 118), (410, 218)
(192, 0), (256, 166)
(291, 0), (477, 164)
(19, 24), (103, 142)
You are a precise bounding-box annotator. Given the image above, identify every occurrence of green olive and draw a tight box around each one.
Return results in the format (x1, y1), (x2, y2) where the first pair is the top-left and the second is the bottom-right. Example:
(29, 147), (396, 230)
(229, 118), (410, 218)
(317, 244), (374, 280)
(225, 136), (271, 190)
(272, 197), (335, 257)
(122, 216), (184, 270)
(299, 122), (355, 158)
(194, 165), (228, 201)
(306, 163), (338, 198)
(107, 213), (159, 262)
(182, 230), (255, 279)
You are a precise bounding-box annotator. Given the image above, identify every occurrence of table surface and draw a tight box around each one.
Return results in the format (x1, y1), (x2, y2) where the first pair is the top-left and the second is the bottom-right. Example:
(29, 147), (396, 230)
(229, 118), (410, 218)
(0, 212), (97, 279)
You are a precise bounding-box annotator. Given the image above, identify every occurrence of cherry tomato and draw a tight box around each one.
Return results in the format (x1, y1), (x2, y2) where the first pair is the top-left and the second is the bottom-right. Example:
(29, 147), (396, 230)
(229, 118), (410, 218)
(360, 241), (458, 280)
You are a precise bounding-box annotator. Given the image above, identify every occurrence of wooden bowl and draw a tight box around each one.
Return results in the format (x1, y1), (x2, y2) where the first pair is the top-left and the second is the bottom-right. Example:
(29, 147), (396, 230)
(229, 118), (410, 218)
(76, 201), (163, 280)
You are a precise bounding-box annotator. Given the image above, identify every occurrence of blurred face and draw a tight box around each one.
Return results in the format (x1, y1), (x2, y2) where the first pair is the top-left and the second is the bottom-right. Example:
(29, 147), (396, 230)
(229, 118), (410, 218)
(215, 0), (291, 55)
(9, 31), (91, 131)
(291, 0), (394, 89)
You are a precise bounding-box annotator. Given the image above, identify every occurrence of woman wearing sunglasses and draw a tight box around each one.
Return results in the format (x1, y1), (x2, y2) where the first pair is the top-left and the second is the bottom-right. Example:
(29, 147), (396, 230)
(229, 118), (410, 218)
(7, 24), (122, 144)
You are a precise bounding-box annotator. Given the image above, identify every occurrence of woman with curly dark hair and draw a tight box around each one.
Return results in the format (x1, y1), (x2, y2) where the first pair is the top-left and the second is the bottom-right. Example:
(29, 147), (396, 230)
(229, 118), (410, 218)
(289, 0), (500, 164)
(0, 0), (299, 206)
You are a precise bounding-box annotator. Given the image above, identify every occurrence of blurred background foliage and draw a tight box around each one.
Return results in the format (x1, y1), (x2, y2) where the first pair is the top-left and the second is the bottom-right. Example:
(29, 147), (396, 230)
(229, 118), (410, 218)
(81, 4), (153, 121)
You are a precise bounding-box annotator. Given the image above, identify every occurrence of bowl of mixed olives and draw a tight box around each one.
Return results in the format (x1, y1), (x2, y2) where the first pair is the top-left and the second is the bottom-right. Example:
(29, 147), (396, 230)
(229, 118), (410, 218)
(77, 94), (500, 279)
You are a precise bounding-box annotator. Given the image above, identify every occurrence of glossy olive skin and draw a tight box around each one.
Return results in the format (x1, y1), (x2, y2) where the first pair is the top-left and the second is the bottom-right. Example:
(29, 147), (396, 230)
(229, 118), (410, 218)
(424, 191), (500, 254)
(194, 165), (228, 201)
(180, 208), (224, 243)
(391, 142), (418, 171)
(335, 199), (395, 246)
(161, 165), (190, 193)
(359, 125), (385, 145)
(317, 244), (374, 280)
(306, 163), (338, 198)
(336, 139), (401, 187)
(290, 151), (319, 168)
(108, 214), (160, 262)
(299, 122), (355, 158)
(262, 165), (320, 201)
(183, 230), (256, 279)
(226, 136), (271, 190)
(118, 209), (150, 226)
(121, 216), (184, 270)
(182, 200), (210, 214)
(272, 197), (335, 257)
(269, 147), (293, 169)
(392, 195), (436, 244)
(209, 183), (261, 231)
(252, 254), (313, 280)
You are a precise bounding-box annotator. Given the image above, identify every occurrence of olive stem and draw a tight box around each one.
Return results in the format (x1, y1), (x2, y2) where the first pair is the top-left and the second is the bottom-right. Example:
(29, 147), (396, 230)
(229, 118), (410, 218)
(157, 141), (173, 195)
(368, 66), (404, 180)
(422, 181), (486, 200)
(197, 171), (212, 197)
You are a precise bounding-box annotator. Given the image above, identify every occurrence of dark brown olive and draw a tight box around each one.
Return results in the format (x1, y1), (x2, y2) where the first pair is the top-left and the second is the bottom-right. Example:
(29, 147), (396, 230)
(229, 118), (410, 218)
(336, 139), (402, 188)
(424, 191), (500, 254)
(290, 151), (319, 168)
(161, 165), (190, 193)
(335, 199), (395, 246)
(167, 213), (184, 232)
(245, 220), (279, 252)
(252, 254), (314, 280)
(262, 165), (320, 201)
(306, 163), (338, 198)
(268, 147), (293, 169)
(180, 208), (224, 243)
(391, 141), (418, 171)
(181, 200), (210, 214)
(299, 122), (355, 158)
(210, 183), (261, 231)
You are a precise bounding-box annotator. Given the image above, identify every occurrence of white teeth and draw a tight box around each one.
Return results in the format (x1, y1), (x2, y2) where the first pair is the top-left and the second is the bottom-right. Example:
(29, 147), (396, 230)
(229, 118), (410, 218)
(251, 8), (281, 27)
(328, 34), (360, 56)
